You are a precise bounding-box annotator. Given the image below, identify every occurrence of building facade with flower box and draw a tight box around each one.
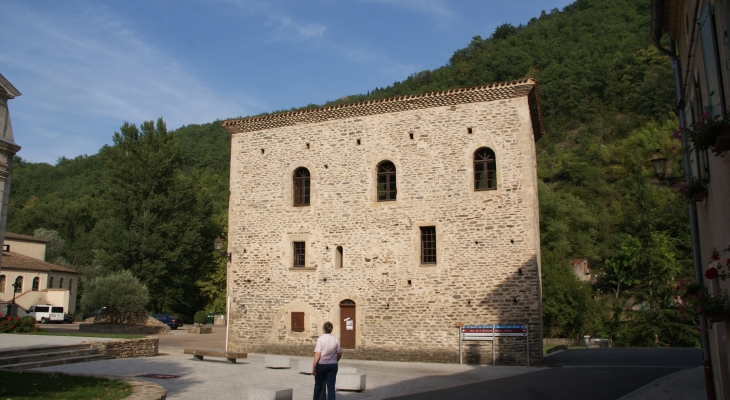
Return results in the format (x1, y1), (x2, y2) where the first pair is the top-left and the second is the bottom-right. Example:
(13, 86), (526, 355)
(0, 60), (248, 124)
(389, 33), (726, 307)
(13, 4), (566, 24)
(653, 1), (730, 397)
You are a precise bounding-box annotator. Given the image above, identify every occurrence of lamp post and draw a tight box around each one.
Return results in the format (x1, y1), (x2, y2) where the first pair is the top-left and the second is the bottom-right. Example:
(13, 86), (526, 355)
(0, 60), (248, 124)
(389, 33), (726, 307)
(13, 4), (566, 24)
(649, 149), (683, 183)
(214, 237), (232, 351)
(6, 281), (19, 317)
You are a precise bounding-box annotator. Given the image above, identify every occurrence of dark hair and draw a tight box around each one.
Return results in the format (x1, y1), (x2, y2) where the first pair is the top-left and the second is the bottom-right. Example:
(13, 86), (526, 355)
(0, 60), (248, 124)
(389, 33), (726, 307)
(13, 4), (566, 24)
(323, 322), (333, 333)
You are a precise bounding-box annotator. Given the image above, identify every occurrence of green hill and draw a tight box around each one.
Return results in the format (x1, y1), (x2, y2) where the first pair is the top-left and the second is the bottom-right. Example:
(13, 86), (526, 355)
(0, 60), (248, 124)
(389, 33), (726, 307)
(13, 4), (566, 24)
(7, 0), (697, 345)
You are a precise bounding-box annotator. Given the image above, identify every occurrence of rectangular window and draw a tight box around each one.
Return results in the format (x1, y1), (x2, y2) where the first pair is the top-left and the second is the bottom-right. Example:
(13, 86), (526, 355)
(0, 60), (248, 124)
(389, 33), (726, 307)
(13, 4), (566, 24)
(291, 312), (304, 332)
(293, 242), (306, 268)
(420, 226), (437, 264)
(52, 307), (64, 313)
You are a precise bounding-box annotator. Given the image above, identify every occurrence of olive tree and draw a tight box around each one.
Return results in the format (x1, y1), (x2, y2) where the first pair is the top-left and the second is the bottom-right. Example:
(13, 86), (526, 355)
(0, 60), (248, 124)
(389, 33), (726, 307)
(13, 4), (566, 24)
(80, 270), (149, 324)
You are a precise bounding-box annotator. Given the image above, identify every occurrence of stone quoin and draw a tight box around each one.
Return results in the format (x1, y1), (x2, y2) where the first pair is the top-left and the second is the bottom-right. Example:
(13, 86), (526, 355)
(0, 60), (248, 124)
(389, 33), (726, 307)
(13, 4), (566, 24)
(223, 78), (545, 365)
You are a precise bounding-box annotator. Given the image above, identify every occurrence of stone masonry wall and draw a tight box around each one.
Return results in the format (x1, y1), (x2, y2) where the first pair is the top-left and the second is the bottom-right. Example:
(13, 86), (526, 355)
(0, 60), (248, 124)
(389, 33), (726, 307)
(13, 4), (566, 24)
(85, 338), (159, 359)
(79, 323), (169, 335)
(226, 90), (543, 365)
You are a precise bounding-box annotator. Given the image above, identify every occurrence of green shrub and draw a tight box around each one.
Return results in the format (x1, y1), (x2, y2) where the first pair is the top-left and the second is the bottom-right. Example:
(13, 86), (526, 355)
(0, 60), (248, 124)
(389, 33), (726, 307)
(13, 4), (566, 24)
(80, 270), (150, 324)
(193, 311), (207, 325)
(0, 316), (42, 333)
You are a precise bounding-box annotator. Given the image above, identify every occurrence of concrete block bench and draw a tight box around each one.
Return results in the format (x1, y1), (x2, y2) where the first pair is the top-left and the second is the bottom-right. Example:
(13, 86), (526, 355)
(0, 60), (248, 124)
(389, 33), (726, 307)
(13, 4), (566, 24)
(184, 349), (247, 364)
(247, 386), (292, 400)
(298, 359), (313, 374)
(265, 355), (290, 369)
(336, 373), (366, 391)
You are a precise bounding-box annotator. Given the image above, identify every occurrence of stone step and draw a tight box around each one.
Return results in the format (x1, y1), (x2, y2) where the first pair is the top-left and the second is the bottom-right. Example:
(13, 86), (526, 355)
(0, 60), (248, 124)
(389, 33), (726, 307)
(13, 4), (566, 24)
(0, 344), (92, 358)
(0, 348), (100, 366)
(0, 354), (107, 371)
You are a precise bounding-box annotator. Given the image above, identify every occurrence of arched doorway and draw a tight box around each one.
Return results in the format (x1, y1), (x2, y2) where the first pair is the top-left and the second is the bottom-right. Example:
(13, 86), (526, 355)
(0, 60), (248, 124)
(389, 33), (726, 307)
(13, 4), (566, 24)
(339, 299), (356, 349)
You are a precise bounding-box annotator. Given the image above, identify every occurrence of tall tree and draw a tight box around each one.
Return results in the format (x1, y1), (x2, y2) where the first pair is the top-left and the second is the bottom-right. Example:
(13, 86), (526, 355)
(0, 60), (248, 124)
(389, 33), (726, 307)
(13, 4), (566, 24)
(94, 118), (215, 314)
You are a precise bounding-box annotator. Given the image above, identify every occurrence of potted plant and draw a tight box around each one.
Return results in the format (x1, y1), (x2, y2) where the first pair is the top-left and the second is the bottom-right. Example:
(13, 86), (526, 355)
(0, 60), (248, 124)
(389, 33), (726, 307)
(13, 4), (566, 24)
(676, 280), (729, 325)
(676, 177), (709, 202)
(680, 111), (730, 155)
(188, 311), (212, 334)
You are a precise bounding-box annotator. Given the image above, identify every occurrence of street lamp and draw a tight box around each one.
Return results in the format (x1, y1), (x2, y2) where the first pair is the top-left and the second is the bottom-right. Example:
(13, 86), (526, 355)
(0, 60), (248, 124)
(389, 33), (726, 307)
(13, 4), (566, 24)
(214, 237), (231, 262)
(5, 281), (20, 317)
(649, 149), (683, 183)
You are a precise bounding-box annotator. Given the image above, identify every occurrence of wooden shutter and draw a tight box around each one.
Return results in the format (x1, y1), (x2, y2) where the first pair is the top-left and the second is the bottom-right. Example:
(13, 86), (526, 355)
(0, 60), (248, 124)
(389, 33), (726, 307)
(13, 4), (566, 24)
(699, 4), (726, 117)
(291, 312), (304, 332)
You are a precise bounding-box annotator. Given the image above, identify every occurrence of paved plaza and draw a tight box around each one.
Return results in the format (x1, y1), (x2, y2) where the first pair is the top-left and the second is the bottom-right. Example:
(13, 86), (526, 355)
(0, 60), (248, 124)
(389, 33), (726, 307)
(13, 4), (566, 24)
(3, 326), (708, 399)
(35, 350), (534, 399)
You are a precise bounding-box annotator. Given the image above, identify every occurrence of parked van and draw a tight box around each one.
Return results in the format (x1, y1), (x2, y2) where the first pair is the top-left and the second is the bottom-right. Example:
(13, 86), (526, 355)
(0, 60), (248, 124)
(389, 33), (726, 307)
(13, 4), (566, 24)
(26, 305), (64, 323)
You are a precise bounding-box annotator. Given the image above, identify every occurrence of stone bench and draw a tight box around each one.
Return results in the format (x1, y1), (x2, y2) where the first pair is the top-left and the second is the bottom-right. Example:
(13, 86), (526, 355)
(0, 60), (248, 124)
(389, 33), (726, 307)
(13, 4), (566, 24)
(336, 373), (366, 391)
(298, 360), (357, 375)
(298, 359), (313, 374)
(247, 386), (292, 400)
(184, 348), (247, 364)
(265, 355), (290, 369)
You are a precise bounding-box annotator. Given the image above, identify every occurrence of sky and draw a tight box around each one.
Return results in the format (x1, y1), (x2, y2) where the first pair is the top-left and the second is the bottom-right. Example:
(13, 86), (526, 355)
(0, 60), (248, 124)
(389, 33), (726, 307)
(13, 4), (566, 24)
(1, 0), (574, 164)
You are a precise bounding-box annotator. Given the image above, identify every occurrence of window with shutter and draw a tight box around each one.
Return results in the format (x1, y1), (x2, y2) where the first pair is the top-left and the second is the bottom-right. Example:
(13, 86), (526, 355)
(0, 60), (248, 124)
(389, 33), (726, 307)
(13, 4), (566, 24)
(291, 312), (305, 332)
(699, 4), (726, 117)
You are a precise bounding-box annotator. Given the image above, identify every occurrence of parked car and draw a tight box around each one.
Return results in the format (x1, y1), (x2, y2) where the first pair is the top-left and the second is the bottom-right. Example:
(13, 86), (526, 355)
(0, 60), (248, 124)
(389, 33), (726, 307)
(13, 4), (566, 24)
(26, 305), (65, 323)
(151, 314), (182, 329)
(82, 307), (106, 321)
(63, 313), (75, 323)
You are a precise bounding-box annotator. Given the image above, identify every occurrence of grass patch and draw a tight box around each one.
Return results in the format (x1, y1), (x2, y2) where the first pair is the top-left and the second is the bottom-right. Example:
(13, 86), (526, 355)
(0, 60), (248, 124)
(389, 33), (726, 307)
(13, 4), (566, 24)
(0, 370), (132, 399)
(27, 331), (145, 339)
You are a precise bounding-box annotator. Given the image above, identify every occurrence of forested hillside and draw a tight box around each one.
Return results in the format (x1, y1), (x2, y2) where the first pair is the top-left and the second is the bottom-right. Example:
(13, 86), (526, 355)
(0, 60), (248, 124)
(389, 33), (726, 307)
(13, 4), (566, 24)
(7, 0), (698, 345)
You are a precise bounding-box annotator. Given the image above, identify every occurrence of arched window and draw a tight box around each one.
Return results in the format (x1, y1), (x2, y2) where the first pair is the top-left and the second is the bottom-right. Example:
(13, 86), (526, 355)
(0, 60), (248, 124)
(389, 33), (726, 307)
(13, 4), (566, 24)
(0, 275), (5, 293)
(48, 276), (54, 289)
(32, 277), (40, 291)
(14, 276), (23, 293)
(293, 167), (311, 206)
(474, 148), (497, 190)
(69, 278), (73, 294)
(59, 277), (64, 290)
(377, 161), (397, 201)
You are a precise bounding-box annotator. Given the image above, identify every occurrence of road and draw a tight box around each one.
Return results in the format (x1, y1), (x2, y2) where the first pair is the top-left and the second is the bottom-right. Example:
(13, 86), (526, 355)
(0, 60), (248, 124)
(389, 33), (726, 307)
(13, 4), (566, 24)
(387, 348), (703, 400)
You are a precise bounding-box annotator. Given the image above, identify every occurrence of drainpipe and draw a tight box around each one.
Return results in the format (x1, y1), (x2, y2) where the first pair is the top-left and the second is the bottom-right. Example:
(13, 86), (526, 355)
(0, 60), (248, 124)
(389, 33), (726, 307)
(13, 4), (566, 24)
(652, 2), (716, 397)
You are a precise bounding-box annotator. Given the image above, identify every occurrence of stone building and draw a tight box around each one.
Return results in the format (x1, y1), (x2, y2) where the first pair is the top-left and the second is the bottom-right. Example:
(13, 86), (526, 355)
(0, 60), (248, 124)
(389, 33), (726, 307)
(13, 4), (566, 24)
(0, 232), (80, 316)
(0, 74), (21, 270)
(222, 78), (545, 365)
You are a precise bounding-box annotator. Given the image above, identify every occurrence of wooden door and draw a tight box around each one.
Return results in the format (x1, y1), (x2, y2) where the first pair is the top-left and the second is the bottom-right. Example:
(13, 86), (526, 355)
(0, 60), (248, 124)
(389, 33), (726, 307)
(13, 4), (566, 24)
(339, 300), (356, 349)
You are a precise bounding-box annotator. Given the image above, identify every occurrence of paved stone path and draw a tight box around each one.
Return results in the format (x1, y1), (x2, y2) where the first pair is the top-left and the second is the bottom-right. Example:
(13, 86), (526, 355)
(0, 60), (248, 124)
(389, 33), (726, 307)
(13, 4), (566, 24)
(0, 333), (121, 350)
(35, 351), (534, 399)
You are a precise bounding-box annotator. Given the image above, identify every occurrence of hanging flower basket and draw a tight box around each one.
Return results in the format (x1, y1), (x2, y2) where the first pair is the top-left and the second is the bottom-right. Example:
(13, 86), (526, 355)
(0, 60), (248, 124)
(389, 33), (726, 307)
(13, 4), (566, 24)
(681, 112), (730, 156)
(710, 311), (729, 323)
(676, 177), (709, 202)
(713, 126), (730, 153)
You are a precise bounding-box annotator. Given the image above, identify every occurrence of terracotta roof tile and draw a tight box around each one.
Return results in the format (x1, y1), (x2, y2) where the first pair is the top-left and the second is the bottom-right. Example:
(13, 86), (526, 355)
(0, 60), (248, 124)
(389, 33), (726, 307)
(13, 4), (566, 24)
(4, 232), (48, 244)
(0, 251), (79, 274)
(222, 78), (544, 138)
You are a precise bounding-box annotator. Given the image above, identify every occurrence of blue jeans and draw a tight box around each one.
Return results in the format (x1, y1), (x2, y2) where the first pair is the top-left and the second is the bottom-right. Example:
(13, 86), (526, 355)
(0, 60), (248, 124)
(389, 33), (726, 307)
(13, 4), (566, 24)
(313, 363), (338, 400)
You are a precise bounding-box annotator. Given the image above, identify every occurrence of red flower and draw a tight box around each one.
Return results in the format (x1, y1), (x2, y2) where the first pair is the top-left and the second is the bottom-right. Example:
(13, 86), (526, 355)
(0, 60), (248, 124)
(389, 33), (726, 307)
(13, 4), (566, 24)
(706, 267), (719, 280)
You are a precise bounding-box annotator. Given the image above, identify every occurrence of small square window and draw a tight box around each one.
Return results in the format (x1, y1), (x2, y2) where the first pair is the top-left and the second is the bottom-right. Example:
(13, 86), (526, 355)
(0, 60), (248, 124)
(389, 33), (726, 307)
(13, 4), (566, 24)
(420, 227), (437, 264)
(293, 242), (306, 268)
(291, 312), (305, 332)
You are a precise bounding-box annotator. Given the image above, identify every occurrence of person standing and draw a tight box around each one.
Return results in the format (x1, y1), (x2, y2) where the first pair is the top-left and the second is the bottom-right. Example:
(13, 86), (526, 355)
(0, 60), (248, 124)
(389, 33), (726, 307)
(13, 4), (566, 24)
(313, 321), (342, 400)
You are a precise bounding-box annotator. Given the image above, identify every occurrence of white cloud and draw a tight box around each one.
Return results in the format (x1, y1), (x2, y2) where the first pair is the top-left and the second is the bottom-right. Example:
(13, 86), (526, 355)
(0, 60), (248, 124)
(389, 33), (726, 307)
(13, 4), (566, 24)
(358, 0), (455, 19)
(0, 3), (245, 162)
